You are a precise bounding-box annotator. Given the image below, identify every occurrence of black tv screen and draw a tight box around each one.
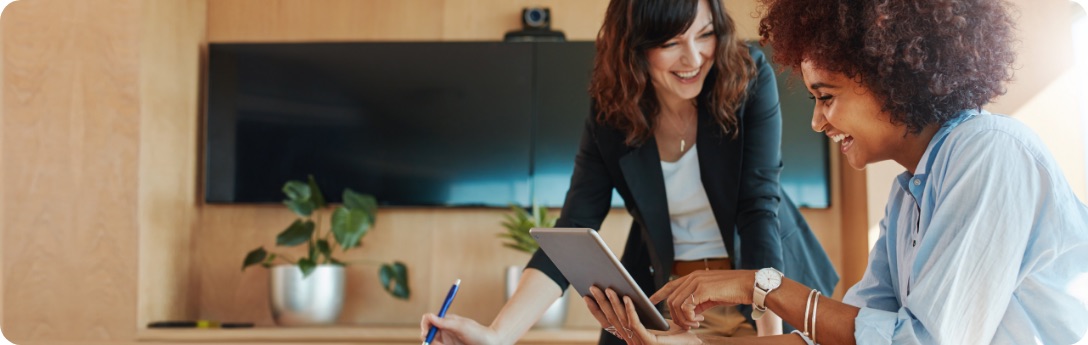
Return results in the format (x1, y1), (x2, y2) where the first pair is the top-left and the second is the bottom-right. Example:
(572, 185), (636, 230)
(205, 41), (829, 208)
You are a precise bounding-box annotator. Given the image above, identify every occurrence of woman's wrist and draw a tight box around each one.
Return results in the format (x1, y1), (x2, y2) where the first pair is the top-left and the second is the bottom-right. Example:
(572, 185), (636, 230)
(745, 269), (757, 304)
(488, 324), (513, 345)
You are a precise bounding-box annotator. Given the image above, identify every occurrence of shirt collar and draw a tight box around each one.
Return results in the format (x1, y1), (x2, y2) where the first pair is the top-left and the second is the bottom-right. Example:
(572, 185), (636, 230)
(895, 109), (984, 199)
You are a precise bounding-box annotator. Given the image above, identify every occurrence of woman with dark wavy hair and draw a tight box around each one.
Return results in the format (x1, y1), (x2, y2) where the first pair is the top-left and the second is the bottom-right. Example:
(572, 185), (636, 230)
(420, 0), (838, 344)
(612, 0), (1088, 344)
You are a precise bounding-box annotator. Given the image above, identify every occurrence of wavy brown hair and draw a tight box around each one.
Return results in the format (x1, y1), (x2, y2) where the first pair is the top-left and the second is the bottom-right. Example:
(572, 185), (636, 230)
(590, 0), (755, 146)
(758, 0), (1016, 134)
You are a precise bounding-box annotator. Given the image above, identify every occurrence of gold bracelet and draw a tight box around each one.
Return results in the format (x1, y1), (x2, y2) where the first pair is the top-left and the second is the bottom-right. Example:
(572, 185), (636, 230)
(803, 289), (817, 337)
(811, 290), (822, 344)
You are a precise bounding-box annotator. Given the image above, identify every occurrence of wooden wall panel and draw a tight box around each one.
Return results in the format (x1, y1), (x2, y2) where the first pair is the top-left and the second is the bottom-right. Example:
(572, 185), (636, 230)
(137, 0), (206, 329)
(207, 0), (445, 42)
(195, 205), (632, 329)
(207, 0), (611, 43)
(440, 0), (609, 41)
(0, 0), (6, 334)
(2, 0), (142, 341)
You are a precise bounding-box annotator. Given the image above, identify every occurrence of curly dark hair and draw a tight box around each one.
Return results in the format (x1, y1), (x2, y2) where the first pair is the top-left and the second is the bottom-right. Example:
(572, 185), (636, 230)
(757, 0), (1017, 134)
(591, 0), (755, 146)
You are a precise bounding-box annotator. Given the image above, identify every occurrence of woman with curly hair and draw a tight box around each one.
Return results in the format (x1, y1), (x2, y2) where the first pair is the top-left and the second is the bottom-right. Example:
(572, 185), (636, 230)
(420, 0), (840, 344)
(606, 0), (1088, 344)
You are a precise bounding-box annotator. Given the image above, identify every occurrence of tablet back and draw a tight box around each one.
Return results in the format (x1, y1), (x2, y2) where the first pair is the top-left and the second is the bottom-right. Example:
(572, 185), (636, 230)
(530, 227), (669, 330)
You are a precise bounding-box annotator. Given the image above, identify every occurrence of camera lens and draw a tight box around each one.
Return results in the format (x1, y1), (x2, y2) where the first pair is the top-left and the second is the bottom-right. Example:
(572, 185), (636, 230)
(523, 8), (547, 29)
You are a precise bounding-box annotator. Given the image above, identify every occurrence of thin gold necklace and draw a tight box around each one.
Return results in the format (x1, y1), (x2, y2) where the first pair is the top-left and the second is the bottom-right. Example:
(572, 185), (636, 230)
(664, 111), (694, 153)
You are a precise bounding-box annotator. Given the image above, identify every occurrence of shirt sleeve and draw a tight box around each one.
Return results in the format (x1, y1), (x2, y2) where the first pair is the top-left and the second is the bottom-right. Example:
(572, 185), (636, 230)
(735, 45), (785, 271)
(842, 214), (899, 312)
(851, 130), (1040, 345)
(525, 112), (614, 291)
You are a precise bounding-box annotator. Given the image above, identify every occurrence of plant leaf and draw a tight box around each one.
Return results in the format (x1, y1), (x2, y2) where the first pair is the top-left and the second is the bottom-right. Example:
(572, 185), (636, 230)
(283, 199), (315, 218)
(277, 219), (315, 247)
(497, 204), (540, 254)
(242, 247), (267, 270)
(307, 175), (327, 209)
(316, 239), (332, 263)
(298, 258), (316, 278)
(331, 207), (371, 251)
(379, 261), (410, 300)
(261, 253), (278, 268)
(343, 190), (378, 218)
(282, 180), (311, 202)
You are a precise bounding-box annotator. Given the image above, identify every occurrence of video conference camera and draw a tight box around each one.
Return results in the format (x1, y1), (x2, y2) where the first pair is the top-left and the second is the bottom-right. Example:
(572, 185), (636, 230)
(504, 7), (566, 42)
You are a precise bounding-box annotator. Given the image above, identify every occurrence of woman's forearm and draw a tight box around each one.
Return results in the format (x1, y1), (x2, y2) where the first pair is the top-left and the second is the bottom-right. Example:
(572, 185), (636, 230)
(755, 310), (782, 336)
(488, 268), (564, 344)
(766, 279), (859, 345)
(700, 333), (807, 345)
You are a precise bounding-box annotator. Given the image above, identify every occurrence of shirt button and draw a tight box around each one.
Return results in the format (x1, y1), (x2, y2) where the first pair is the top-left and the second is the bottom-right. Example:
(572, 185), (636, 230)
(913, 179), (921, 186)
(912, 240), (916, 247)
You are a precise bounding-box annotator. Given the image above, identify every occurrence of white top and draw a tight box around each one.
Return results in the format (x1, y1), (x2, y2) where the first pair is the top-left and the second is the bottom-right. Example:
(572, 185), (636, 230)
(660, 144), (728, 261)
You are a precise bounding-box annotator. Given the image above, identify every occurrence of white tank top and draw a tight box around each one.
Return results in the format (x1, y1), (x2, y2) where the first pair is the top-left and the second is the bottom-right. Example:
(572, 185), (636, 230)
(660, 144), (729, 261)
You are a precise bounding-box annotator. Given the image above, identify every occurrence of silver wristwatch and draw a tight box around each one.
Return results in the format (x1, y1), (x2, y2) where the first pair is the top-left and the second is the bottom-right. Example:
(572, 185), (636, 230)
(752, 268), (783, 320)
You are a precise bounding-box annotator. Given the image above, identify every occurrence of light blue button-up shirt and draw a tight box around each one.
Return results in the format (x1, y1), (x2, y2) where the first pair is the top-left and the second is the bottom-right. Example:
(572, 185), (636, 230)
(830, 110), (1088, 344)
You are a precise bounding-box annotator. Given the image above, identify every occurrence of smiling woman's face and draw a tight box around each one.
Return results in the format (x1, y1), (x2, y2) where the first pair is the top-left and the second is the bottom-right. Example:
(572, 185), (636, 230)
(644, 0), (717, 105)
(801, 60), (906, 170)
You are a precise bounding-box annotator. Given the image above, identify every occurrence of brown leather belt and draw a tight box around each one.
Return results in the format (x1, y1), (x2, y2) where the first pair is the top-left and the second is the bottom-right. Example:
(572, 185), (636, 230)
(672, 258), (732, 277)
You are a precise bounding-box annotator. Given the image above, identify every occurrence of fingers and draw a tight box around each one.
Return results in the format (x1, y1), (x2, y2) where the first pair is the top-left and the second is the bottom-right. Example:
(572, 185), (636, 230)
(420, 313), (469, 345)
(583, 295), (611, 328)
(650, 277), (684, 304)
(625, 296), (653, 345)
(664, 275), (706, 330)
(605, 288), (630, 332)
(420, 313), (446, 343)
(421, 313), (433, 334)
(588, 286), (634, 342)
(589, 286), (622, 329)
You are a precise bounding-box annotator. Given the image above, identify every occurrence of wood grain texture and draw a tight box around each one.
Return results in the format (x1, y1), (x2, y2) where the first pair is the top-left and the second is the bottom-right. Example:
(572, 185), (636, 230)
(138, 326), (599, 344)
(440, 0), (609, 41)
(207, 0), (611, 43)
(194, 205), (632, 329)
(2, 0), (142, 341)
(207, 0), (445, 42)
(137, 0), (206, 329)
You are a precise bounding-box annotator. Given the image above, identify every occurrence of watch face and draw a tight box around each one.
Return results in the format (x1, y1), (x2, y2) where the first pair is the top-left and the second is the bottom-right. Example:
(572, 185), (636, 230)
(756, 269), (781, 289)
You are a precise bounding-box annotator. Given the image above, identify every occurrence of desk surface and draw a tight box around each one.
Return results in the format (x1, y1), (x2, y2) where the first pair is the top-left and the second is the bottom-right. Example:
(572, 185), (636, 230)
(138, 326), (600, 344)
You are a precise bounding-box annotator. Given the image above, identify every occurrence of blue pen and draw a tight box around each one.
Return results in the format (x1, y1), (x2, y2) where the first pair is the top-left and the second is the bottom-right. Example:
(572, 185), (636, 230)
(423, 279), (461, 345)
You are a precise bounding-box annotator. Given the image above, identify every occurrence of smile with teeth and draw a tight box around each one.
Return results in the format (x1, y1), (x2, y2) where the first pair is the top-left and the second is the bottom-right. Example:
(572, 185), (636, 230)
(674, 69), (699, 79)
(831, 133), (852, 143)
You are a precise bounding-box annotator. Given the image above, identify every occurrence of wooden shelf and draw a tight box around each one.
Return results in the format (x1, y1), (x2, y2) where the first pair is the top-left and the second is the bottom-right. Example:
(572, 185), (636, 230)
(137, 326), (600, 344)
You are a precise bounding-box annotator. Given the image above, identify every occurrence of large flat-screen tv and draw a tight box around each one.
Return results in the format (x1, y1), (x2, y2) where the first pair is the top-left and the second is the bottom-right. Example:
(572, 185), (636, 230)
(205, 42), (829, 208)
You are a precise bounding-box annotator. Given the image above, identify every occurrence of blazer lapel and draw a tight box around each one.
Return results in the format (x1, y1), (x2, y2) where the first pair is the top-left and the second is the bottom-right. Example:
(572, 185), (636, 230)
(618, 138), (675, 283)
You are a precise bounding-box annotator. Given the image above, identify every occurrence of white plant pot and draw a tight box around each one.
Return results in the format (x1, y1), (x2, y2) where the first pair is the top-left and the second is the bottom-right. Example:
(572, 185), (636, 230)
(269, 264), (345, 326)
(505, 265), (569, 329)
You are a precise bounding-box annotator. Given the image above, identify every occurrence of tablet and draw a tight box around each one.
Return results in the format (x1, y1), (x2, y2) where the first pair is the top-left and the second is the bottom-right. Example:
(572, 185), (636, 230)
(530, 228), (670, 331)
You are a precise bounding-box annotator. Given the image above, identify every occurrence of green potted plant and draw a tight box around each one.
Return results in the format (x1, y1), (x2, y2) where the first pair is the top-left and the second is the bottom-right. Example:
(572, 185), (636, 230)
(242, 176), (409, 326)
(497, 203), (567, 329)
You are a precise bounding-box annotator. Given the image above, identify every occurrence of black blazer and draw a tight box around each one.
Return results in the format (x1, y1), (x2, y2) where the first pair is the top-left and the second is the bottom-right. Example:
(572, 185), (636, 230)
(526, 46), (838, 338)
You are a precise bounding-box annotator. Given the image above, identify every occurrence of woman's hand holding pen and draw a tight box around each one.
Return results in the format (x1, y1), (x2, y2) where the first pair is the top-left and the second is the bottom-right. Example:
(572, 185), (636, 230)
(649, 270), (755, 330)
(419, 313), (500, 345)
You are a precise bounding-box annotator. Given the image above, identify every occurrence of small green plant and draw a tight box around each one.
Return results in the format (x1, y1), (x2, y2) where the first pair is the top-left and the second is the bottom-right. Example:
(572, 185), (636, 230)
(242, 175), (410, 300)
(497, 204), (556, 254)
